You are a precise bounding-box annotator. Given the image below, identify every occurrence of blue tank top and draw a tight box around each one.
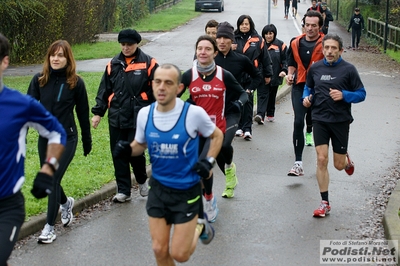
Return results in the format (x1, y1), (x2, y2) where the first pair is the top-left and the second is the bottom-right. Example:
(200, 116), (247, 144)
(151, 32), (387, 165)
(145, 102), (200, 190)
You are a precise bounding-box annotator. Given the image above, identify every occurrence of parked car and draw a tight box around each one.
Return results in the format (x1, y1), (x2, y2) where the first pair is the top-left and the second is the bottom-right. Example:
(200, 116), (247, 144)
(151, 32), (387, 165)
(195, 0), (224, 12)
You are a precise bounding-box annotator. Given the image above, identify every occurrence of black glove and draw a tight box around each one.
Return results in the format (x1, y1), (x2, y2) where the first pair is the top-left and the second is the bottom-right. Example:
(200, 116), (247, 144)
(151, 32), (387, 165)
(347, 29), (350, 32)
(192, 159), (212, 178)
(113, 140), (132, 159)
(31, 172), (53, 199)
(83, 141), (92, 157)
(231, 100), (243, 113)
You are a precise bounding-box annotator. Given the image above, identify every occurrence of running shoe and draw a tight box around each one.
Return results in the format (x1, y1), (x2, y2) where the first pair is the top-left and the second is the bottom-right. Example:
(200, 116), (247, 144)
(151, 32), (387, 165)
(203, 195), (218, 223)
(243, 131), (252, 141)
(305, 132), (314, 146)
(313, 200), (331, 217)
(139, 182), (149, 197)
(235, 129), (243, 137)
(199, 213), (215, 245)
(266, 116), (275, 122)
(61, 197), (74, 227)
(288, 162), (304, 176)
(222, 163), (238, 198)
(38, 224), (56, 244)
(345, 152), (355, 175)
(254, 115), (264, 125)
(112, 193), (132, 203)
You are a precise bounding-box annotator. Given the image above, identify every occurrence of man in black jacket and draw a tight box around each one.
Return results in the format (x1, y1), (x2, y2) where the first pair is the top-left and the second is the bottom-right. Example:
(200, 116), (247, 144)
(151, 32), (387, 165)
(91, 29), (159, 203)
(348, 7), (365, 49)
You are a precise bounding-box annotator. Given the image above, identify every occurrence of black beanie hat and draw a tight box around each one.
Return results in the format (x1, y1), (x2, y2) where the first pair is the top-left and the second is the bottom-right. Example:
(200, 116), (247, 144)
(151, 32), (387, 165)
(118, 29), (142, 44)
(216, 22), (235, 41)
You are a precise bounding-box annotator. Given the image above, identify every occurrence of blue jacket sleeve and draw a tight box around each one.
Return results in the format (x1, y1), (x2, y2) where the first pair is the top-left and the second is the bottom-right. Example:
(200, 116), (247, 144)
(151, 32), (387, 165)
(342, 87), (366, 103)
(302, 84), (314, 101)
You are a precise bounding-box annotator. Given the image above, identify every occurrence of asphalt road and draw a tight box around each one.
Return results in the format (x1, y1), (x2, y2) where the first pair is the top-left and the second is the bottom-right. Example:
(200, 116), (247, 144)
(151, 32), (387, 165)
(7, 0), (400, 265)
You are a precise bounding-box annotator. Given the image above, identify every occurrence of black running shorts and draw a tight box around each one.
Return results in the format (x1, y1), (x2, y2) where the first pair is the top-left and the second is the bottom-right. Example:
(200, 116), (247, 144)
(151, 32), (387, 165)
(146, 177), (201, 225)
(313, 121), (350, 154)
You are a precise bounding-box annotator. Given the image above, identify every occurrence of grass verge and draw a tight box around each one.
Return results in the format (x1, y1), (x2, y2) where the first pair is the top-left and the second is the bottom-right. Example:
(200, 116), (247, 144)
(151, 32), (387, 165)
(72, 0), (200, 61)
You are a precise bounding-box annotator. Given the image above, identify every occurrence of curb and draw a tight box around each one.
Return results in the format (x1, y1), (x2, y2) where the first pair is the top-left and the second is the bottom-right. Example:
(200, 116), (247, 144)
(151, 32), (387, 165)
(18, 166), (152, 240)
(383, 185), (400, 262)
(18, 85), (292, 240)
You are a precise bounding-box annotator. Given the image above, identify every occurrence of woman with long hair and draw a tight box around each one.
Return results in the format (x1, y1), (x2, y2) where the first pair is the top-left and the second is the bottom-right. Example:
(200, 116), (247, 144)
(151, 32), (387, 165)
(27, 40), (92, 244)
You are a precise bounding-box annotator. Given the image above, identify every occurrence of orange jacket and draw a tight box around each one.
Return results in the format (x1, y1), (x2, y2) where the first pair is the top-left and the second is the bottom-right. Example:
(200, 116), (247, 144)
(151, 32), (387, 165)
(290, 33), (324, 84)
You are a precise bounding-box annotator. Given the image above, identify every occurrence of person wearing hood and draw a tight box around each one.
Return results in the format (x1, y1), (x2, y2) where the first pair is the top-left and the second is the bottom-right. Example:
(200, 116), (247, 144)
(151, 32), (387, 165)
(255, 24), (288, 124)
(348, 7), (365, 49)
(91, 29), (158, 203)
(302, 34), (366, 217)
(233, 14), (273, 141)
(27, 40), (92, 244)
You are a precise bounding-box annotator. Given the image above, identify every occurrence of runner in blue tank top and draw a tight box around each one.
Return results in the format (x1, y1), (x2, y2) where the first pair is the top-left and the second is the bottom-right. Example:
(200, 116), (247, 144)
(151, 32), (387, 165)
(113, 63), (223, 265)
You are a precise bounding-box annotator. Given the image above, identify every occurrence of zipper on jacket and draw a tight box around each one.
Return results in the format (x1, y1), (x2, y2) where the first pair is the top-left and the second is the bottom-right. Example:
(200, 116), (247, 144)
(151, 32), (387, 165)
(57, 83), (64, 102)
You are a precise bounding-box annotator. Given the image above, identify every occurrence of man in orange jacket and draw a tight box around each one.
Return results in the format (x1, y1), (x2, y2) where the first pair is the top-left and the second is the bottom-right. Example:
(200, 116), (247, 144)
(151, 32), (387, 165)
(286, 10), (324, 176)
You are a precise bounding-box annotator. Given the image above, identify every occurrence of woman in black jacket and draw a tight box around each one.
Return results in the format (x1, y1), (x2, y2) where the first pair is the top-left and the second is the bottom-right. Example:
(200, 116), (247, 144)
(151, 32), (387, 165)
(255, 24), (288, 123)
(27, 40), (92, 244)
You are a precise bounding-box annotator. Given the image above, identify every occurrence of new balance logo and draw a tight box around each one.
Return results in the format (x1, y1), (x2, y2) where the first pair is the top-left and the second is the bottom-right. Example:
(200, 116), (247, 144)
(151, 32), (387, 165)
(172, 134), (180, 139)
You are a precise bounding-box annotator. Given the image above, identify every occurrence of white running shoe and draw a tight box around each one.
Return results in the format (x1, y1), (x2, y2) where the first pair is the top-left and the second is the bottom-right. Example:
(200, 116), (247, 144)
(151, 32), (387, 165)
(235, 129), (243, 137)
(139, 182), (149, 197)
(243, 131), (252, 141)
(38, 224), (56, 244)
(112, 193), (132, 203)
(287, 162), (304, 176)
(61, 197), (74, 227)
(203, 195), (218, 223)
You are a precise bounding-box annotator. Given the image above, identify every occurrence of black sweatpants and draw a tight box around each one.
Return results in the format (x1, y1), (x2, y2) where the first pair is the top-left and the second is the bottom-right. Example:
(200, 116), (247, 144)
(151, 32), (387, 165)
(257, 83), (279, 118)
(238, 92), (254, 134)
(109, 126), (148, 196)
(351, 28), (362, 48)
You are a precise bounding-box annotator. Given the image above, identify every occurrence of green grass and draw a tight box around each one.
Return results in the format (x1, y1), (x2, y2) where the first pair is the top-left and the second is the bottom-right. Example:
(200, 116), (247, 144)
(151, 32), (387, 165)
(72, 42), (122, 60)
(129, 0), (201, 32)
(384, 49), (400, 64)
(71, 0), (200, 61)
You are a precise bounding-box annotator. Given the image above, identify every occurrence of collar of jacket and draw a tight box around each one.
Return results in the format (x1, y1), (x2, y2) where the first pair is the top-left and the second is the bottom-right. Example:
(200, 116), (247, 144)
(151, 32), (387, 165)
(323, 56), (343, 66)
(50, 67), (67, 77)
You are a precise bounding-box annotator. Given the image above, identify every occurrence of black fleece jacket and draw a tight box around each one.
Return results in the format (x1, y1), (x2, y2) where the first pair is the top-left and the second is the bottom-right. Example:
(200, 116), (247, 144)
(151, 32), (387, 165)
(27, 69), (92, 150)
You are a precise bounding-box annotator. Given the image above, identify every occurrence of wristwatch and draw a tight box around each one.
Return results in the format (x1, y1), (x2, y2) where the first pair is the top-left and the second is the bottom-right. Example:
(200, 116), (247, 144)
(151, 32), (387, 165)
(44, 157), (59, 172)
(207, 157), (216, 167)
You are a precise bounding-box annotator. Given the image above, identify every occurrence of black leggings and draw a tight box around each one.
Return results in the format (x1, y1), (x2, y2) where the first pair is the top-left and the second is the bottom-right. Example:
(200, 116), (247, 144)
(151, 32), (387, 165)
(38, 135), (77, 226)
(216, 112), (240, 174)
(0, 192), (25, 266)
(291, 83), (312, 161)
